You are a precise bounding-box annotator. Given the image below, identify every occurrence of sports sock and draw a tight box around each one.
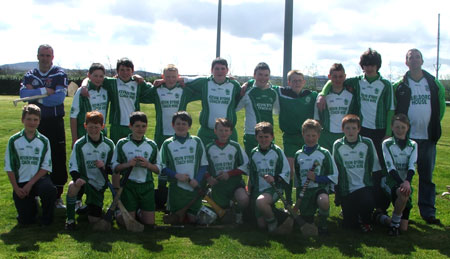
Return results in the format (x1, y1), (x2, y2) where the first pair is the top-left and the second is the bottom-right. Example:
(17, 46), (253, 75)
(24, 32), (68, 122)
(318, 208), (329, 228)
(66, 195), (77, 221)
(390, 213), (402, 227)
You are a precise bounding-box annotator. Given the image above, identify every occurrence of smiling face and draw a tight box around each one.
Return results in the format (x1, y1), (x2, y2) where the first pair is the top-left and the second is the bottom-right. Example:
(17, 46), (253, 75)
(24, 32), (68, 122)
(256, 132), (273, 150)
(362, 65), (378, 77)
(37, 47), (54, 73)
(129, 120), (147, 140)
(392, 120), (409, 140)
(22, 113), (40, 135)
(288, 74), (306, 94)
(88, 69), (105, 87)
(172, 117), (190, 137)
(118, 65), (134, 82)
(254, 69), (270, 88)
(406, 49), (424, 71)
(164, 70), (179, 89)
(85, 121), (104, 140)
(211, 64), (228, 84)
(214, 123), (232, 143)
(329, 70), (346, 89)
(343, 122), (360, 142)
(303, 129), (320, 148)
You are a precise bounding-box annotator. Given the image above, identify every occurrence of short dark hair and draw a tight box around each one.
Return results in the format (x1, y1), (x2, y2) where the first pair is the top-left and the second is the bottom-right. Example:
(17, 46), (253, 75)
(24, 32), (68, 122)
(406, 48), (423, 62)
(85, 111), (104, 125)
(117, 57), (134, 72)
(329, 63), (345, 75)
(89, 63), (106, 75)
(254, 62), (270, 75)
(22, 104), (41, 120)
(215, 118), (233, 130)
(37, 44), (53, 55)
(302, 119), (322, 135)
(255, 122), (273, 136)
(392, 113), (410, 128)
(172, 111), (192, 126)
(359, 48), (382, 71)
(129, 111), (147, 126)
(341, 114), (361, 129)
(211, 57), (228, 70)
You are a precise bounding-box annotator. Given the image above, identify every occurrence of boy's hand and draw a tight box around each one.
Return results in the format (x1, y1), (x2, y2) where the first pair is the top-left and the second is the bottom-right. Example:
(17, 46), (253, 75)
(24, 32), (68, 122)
(25, 84), (33, 89)
(75, 178), (86, 188)
(263, 174), (275, 184)
(399, 181), (411, 196)
(206, 176), (218, 186)
(178, 78), (185, 87)
(14, 186), (27, 199)
(128, 158), (138, 167)
(175, 173), (190, 182)
(95, 160), (105, 169)
(132, 74), (145, 84)
(189, 178), (199, 189)
(307, 170), (316, 181)
(153, 79), (164, 87)
(22, 182), (33, 196)
(135, 156), (149, 168)
(80, 86), (90, 98)
(216, 171), (229, 181)
(316, 95), (326, 111)
(240, 82), (248, 97)
(46, 88), (55, 95)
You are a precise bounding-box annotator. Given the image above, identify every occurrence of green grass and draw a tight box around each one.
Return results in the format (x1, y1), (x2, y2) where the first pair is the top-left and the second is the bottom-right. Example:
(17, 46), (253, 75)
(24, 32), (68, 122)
(0, 95), (449, 258)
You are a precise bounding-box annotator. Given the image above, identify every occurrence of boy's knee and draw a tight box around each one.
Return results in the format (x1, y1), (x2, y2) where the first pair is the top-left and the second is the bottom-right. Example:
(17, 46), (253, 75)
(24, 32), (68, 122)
(317, 193), (330, 209)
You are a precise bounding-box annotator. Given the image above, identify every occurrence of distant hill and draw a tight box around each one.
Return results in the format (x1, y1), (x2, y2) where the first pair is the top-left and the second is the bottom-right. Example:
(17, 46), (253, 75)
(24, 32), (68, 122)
(0, 62), (38, 72)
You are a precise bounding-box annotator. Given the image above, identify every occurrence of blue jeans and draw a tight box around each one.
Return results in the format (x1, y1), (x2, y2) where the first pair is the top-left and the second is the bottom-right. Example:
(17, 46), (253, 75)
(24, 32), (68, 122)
(413, 139), (437, 218)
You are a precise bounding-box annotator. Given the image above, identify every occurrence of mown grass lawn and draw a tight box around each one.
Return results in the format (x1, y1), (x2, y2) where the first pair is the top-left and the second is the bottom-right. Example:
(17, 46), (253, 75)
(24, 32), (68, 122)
(0, 95), (449, 258)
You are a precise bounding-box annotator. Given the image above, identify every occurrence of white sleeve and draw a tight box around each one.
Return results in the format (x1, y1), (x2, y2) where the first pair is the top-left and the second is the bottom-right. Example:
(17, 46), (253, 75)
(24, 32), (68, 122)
(382, 140), (396, 172)
(237, 144), (249, 174)
(370, 139), (382, 172)
(408, 141), (418, 171)
(326, 151), (339, 184)
(70, 88), (81, 119)
(199, 139), (209, 167)
(273, 92), (280, 115)
(68, 144), (79, 173)
(279, 150), (291, 184)
(111, 146), (120, 171)
(4, 138), (12, 172)
(236, 93), (247, 111)
(40, 141), (52, 172)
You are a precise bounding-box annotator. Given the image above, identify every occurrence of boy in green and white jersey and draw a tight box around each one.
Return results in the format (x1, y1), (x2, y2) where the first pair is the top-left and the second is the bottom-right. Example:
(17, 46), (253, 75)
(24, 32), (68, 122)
(319, 49), (394, 214)
(159, 111), (208, 223)
(205, 118), (249, 224)
(379, 114), (417, 236)
(333, 114), (381, 232)
(112, 112), (160, 225)
(70, 63), (109, 147)
(183, 58), (242, 146)
(5, 104), (56, 225)
(273, 70), (318, 204)
(65, 111), (115, 230)
(248, 122), (290, 232)
(294, 119), (338, 235)
(236, 62), (279, 156)
(314, 63), (357, 151)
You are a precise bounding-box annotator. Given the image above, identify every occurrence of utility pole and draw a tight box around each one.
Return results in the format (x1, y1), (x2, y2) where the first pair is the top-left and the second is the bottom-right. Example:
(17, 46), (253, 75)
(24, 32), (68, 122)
(436, 13), (441, 79)
(216, 0), (222, 58)
(282, 0), (293, 86)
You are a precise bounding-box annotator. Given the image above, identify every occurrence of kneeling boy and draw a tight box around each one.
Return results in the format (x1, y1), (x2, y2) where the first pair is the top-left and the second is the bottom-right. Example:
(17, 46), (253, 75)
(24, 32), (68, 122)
(294, 119), (338, 235)
(160, 111), (208, 223)
(5, 104), (56, 225)
(333, 114), (381, 232)
(248, 122), (290, 232)
(205, 118), (249, 224)
(65, 111), (115, 229)
(112, 112), (160, 225)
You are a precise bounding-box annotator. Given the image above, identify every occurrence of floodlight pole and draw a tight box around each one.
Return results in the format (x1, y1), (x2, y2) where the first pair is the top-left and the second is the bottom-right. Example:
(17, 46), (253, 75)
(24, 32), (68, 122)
(283, 0), (293, 86)
(436, 13), (441, 79)
(216, 0), (222, 58)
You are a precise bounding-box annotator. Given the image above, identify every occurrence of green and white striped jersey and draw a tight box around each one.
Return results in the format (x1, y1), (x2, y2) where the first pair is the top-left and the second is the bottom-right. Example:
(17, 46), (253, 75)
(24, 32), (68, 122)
(144, 84), (187, 137)
(249, 144), (290, 193)
(314, 88), (356, 133)
(103, 78), (152, 126)
(382, 137), (417, 181)
(4, 129), (52, 183)
(333, 135), (381, 196)
(294, 145), (338, 190)
(205, 140), (248, 176)
(159, 134), (208, 191)
(112, 135), (160, 184)
(184, 76), (241, 129)
(69, 134), (114, 191)
(273, 85), (318, 135)
(236, 85), (279, 135)
(346, 74), (394, 130)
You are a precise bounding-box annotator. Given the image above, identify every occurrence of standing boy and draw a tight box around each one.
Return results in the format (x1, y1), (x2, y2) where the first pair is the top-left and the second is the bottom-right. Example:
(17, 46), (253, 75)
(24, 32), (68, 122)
(159, 111), (208, 223)
(5, 104), (56, 225)
(314, 63), (357, 151)
(333, 114), (381, 232)
(65, 111), (115, 230)
(248, 122), (290, 232)
(236, 62), (279, 156)
(205, 118), (249, 224)
(380, 114), (417, 235)
(294, 119), (338, 235)
(112, 112), (160, 225)
(183, 58), (242, 146)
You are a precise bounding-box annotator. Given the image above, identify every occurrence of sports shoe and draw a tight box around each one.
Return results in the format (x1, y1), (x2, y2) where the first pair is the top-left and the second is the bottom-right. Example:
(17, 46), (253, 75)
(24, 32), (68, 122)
(423, 216), (441, 225)
(235, 212), (243, 224)
(55, 198), (66, 209)
(388, 225), (400, 236)
(65, 220), (76, 230)
(359, 223), (373, 233)
(75, 200), (82, 211)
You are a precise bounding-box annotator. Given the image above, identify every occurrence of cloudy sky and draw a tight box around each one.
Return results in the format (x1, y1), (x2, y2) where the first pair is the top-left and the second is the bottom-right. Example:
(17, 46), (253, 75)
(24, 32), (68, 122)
(1, 0), (449, 81)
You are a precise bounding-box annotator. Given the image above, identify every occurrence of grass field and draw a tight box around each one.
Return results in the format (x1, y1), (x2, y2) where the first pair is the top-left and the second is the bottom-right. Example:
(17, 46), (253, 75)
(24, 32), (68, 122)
(0, 95), (449, 258)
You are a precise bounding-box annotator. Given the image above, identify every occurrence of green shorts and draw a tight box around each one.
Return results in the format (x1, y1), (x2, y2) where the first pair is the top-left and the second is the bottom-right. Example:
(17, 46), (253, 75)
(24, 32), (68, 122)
(211, 176), (245, 208)
(168, 182), (202, 215)
(121, 180), (155, 212)
(283, 133), (304, 158)
(319, 130), (343, 152)
(243, 134), (258, 157)
(110, 124), (131, 144)
(198, 126), (238, 147)
(85, 183), (106, 208)
(384, 177), (414, 210)
(254, 187), (281, 218)
(298, 187), (327, 217)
